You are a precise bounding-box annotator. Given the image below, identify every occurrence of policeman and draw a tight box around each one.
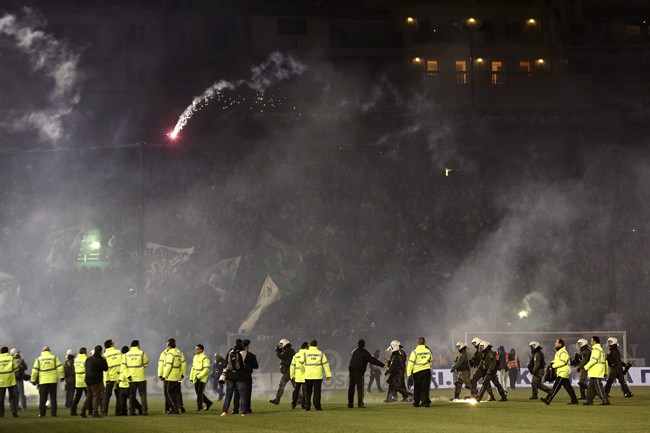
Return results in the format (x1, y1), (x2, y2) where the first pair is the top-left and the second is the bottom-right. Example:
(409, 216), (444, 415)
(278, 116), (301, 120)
(469, 338), (495, 401)
(406, 337), (433, 408)
(301, 340), (331, 411)
(290, 342), (309, 409)
(190, 344), (213, 411)
(269, 338), (296, 405)
(70, 347), (87, 416)
(576, 338), (591, 400)
(101, 339), (122, 416)
(450, 341), (471, 401)
(125, 340), (148, 415)
(528, 341), (550, 400)
(162, 338), (186, 414)
(604, 337), (633, 398)
(31, 346), (64, 417)
(63, 349), (76, 409)
(384, 340), (410, 402)
(583, 336), (610, 405)
(0, 346), (19, 418)
(540, 338), (578, 405)
(476, 341), (508, 402)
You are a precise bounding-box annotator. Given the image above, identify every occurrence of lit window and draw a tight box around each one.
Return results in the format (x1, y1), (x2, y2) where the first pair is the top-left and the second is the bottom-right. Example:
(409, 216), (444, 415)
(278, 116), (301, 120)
(426, 60), (439, 76)
(519, 60), (531, 77)
(455, 60), (467, 85)
(491, 61), (503, 85)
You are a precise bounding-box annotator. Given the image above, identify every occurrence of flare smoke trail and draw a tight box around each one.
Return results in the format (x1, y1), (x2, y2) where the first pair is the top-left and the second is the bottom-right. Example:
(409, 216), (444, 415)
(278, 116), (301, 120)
(0, 8), (81, 143)
(170, 51), (306, 138)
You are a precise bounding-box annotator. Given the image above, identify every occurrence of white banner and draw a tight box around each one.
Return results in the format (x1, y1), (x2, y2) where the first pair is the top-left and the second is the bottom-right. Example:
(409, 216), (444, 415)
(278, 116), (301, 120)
(238, 275), (281, 334)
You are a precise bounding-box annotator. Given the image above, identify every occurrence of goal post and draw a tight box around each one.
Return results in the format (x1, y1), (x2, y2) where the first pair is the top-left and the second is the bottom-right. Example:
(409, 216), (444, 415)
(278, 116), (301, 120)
(461, 331), (628, 363)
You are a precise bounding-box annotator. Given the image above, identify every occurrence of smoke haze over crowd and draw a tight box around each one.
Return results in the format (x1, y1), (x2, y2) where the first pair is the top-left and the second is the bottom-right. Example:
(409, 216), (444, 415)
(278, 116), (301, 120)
(0, 5), (648, 370)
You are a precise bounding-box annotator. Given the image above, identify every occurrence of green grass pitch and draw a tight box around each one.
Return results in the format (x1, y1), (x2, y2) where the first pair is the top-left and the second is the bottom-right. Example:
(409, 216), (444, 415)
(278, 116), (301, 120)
(2, 387), (647, 433)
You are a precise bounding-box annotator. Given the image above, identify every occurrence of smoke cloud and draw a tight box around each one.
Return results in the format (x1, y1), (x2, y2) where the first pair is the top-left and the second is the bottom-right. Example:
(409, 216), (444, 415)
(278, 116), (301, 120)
(0, 8), (81, 143)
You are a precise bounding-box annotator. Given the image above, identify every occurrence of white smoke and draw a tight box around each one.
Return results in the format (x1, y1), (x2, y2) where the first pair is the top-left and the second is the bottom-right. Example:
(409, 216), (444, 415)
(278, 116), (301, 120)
(171, 51), (307, 137)
(0, 8), (81, 143)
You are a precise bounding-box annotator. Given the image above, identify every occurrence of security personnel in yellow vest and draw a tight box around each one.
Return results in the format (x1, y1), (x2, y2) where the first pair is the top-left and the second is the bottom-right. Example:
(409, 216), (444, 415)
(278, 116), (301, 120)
(70, 347), (87, 416)
(583, 336), (610, 405)
(31, 346), (64, 417)
(0, 346), (19, 417)
(125, 340), (148, 415)
(406, 337), (433, 407)
(162, 338), (186, 414)
(158, 346), (185, 413)
(101, 339), (123, 416)
(301, 340), (331, 411)
(541, 338), (579, 405)
(290, 342), (309, 409)
(115, 346), (131, 416)
(190, 344), (212, 411)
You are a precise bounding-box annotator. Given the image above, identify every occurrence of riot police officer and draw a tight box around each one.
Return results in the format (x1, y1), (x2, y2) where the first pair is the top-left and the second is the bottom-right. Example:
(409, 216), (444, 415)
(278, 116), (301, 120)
(528, 341), (550, 400)
(604, 337), (633, 398)
(450, 341), (471, 401)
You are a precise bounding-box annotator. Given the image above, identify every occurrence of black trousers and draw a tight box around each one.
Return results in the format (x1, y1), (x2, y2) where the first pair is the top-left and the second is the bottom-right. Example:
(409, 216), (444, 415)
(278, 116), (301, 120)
(101, 380), (116, 415)
(194, 381), (212, 410)
(38, 383), (58, 417)
(291, 382), (305, 407)
(129, 381), (147, 415)
(508, 369), (519, 389)
(586, 377), (609, 403)
(164, 381), (182, 413)
(604, 370), (632, 396)
(305, 379), (323, 409)
(115, 387), (130, 415)
(387, 373), (409, 400)
(546, 377), (578, 404)
(412, 369), (431, 407)
(70, 387), (86, 414)
(348, 371), (365, 406)
(0, 386), (17, 416)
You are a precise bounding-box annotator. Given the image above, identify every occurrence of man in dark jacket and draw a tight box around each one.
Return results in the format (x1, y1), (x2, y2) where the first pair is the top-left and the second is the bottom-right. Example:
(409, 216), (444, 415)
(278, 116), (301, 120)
(81, 346), (108, 418)
(234, 339), (258, 415)
(269, 338), (295, 405)
(348, 339), (385, 408)
(219, 339), (245, 416)
(604, 337), (633, 398)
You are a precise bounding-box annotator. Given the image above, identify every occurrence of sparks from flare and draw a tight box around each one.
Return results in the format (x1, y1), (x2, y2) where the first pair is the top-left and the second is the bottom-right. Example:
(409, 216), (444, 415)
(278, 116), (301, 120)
(168, 51), (306, 137)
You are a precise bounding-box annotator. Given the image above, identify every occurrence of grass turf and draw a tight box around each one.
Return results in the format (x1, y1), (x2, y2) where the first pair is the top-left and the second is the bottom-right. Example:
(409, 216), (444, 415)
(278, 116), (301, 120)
(1, 387), (647, 433)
